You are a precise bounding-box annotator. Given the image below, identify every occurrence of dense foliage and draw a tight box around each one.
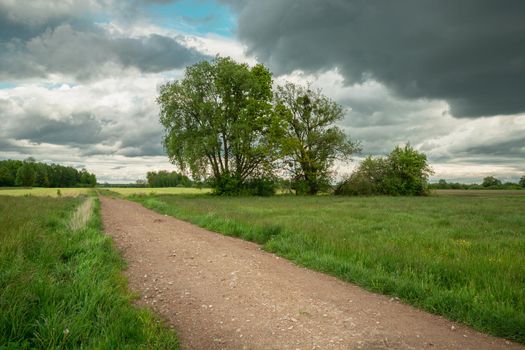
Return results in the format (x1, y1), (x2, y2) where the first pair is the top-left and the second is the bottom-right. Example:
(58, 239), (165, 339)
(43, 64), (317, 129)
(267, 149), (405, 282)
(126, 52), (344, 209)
(335, 145), (433, 196)
(275, 83), (360, 195)
(482, 176), (502, 187)
(158, 57), (282, 195)
(0, 159), (96, 187)
(146, 170), (193, 188)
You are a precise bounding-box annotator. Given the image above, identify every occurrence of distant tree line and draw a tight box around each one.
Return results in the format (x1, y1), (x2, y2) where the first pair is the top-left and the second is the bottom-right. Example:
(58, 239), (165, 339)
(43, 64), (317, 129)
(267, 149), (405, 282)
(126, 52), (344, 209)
(0, 158), (96, 188)
(146, 171), (193, 188)
(429, 176), (525, 190)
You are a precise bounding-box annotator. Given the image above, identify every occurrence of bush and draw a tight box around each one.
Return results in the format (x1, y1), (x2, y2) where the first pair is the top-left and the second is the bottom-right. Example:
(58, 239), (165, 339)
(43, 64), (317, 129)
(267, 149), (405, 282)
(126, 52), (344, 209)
(482, 176), (502, 187)
(212, 174), (276, 196)
(335, 156), (388, 196)
(336, 145), (432, 196)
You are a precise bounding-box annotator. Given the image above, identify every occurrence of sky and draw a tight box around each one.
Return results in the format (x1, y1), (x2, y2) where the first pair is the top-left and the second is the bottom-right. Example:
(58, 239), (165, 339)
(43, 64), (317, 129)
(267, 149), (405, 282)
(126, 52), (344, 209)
(0, 0), (524, 183)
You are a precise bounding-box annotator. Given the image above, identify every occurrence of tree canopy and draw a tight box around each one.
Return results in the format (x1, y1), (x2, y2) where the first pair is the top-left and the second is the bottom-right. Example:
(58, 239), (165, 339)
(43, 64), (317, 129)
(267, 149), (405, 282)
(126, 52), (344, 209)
(482, 176), (502, 187)
(158, 57), (282, 195)
(275, 83), (360, 194)
(336, 145), (433, 196)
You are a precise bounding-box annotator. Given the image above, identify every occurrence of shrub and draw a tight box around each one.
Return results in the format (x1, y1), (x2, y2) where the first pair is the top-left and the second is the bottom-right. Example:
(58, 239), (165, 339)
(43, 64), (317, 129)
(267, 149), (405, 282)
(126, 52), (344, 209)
(482, 176), (502, 187)
(212, 173), (276, 196)
(336, 145), (432, 196)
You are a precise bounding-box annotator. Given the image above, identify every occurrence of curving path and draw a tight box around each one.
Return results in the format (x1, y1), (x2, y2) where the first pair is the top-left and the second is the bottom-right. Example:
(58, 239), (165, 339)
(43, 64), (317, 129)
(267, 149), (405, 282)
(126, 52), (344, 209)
(100, 196), (522, 350)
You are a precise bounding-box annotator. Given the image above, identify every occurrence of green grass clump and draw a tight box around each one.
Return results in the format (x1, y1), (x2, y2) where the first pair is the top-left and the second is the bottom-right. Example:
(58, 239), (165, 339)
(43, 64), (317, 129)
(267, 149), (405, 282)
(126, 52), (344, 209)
(0, 196), (178, 349)
(130, 193), (525, 344)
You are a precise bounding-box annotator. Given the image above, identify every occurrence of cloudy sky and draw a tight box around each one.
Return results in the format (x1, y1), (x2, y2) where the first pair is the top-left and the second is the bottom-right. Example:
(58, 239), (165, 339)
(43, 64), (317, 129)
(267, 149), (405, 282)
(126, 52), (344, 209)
(1, 0), (524, 183)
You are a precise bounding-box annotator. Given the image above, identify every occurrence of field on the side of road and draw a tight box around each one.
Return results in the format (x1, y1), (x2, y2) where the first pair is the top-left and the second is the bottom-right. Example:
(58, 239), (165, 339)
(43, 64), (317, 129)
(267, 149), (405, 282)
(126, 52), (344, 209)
(130, 193), (525, 343)
(101, 187), (211, 195)
(0, 187), (211, 197)
(0, 196), (178, 349)
(0, 187), (92, 196)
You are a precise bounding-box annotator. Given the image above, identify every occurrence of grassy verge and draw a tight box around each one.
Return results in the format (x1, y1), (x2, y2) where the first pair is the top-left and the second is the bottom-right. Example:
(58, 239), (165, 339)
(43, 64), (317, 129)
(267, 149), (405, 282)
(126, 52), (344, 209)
(129, 193), (525, 344)
(0, 196), (178, 349)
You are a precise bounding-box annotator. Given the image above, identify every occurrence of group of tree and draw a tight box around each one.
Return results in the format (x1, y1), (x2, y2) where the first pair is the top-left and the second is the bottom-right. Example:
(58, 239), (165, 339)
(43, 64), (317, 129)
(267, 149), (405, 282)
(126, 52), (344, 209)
(0, 158), (96, 188)
(429, 176), (525, 190)
(158, 56), (360, 196)
(146, 170), (193, 188)
(335, 145), (433, 196)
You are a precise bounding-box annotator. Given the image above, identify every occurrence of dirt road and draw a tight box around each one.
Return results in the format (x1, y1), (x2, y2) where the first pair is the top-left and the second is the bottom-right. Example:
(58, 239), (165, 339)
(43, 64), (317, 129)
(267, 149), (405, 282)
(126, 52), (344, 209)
(100, 197), (522, 350)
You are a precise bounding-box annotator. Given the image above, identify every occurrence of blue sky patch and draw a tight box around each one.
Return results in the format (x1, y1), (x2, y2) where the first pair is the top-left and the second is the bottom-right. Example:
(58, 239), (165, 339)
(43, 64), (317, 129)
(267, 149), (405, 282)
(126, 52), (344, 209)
(0, 82), (17, 89)
(147, 0), (236, 37)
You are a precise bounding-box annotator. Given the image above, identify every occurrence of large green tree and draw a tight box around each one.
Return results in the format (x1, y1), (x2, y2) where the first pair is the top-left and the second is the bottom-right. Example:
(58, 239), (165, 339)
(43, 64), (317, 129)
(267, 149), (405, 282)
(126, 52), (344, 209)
(158, 57), (282, 194)
(274, 83), (360, 195)
(482, 176), (502, 187)
(15, 163), (36, 187)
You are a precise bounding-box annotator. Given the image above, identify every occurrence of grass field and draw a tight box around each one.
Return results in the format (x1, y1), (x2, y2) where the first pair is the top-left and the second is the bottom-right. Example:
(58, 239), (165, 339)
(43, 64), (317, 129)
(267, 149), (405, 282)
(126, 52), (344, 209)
(433, 189), (525, 196)
(0, 187), (210, 197)
(0, 196), (178, 349)
(130, 193), (525, 343)
(100, 187), (211, 195)
(0, 187), (93, 197)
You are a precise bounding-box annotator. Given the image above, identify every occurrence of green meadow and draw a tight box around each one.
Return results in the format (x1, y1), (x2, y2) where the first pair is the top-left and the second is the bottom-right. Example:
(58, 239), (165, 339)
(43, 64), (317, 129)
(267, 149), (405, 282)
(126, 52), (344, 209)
(0, 187), (92, 197)
(100, 187), (211, 196)
(131, 192), (525, 343)
(0, 196), (178, 349)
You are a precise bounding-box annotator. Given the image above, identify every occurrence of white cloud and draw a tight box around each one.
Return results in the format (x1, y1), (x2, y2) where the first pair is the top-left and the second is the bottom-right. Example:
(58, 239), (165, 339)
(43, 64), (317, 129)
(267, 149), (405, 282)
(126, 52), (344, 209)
(182, 33), (257, 65)
(0, 0), (103, 25)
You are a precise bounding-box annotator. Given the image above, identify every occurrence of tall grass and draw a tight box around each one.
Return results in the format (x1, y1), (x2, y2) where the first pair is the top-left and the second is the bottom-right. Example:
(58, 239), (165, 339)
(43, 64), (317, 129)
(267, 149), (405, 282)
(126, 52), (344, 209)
(130, 194), (525, 344)
(0, 196), (178, 349)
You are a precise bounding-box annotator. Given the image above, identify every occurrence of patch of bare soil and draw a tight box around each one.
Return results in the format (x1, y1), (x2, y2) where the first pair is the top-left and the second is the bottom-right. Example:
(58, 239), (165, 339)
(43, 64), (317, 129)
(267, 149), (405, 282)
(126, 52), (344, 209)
(100, 197), (522, 350)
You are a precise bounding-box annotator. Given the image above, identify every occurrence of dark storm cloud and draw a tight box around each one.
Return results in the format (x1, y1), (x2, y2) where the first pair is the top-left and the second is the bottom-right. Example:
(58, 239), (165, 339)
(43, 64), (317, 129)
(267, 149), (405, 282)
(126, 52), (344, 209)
(0, 24), (208, 80)
(464, 137), (525, 158)
(117, 126), (166, 157)
(225, 0), (525, 118)
(7, 112), (106, 146)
